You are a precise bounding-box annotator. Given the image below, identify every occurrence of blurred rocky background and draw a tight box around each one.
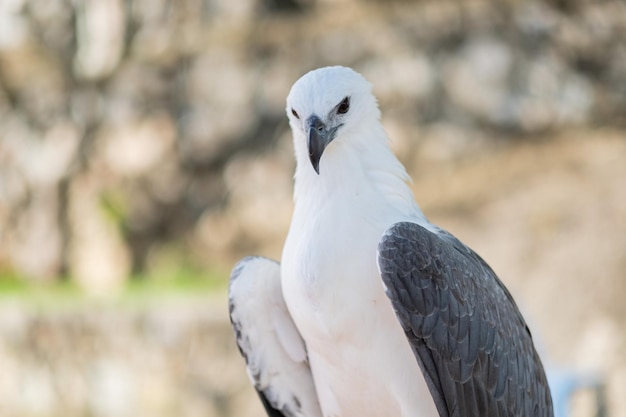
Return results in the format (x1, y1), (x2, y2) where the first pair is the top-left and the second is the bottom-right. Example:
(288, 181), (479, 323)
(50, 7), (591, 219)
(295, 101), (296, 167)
(0, 0), (624, 416)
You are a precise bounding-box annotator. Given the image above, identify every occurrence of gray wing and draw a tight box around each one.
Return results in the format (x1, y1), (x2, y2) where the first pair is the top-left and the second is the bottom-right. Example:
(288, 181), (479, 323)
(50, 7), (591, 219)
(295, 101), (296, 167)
(229, 257), (323, 417)
(377, 222), (553, 417)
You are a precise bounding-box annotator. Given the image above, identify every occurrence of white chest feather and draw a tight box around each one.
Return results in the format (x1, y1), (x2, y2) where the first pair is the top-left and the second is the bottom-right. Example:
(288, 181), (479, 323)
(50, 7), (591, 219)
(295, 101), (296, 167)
(282, 197), (383, 338)
(281, 192), (438, 417)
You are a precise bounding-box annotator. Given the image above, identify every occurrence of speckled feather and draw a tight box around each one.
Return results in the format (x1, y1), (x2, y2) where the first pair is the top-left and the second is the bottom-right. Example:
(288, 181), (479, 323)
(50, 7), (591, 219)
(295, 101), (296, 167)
(378, 222), (553, 417)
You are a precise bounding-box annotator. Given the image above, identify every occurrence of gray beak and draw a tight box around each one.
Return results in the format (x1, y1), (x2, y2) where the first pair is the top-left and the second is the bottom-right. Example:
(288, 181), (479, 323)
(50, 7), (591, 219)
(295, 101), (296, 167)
(307, 115), (334, 175)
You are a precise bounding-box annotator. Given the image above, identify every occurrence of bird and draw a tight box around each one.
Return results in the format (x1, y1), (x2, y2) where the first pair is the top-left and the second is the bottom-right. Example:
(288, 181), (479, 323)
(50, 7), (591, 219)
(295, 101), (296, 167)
(228, 66), (553, 417)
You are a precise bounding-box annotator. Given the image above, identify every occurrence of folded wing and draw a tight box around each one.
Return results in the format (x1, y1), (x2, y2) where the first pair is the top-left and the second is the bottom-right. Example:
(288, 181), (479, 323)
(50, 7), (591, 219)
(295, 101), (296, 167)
(229, 256), (323, 417)
(377, 222), (553, 417)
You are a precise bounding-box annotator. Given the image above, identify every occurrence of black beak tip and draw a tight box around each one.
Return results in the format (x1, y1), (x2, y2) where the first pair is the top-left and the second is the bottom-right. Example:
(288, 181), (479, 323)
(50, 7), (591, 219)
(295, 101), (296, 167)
(309, 153), (321, 175)
(307, 122), (325, 175)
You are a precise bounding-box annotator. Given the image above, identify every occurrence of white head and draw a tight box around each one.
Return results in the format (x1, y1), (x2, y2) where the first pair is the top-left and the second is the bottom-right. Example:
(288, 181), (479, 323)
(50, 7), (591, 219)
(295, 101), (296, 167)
(286, 66), (383, 175)
(285, 66), (423, 220)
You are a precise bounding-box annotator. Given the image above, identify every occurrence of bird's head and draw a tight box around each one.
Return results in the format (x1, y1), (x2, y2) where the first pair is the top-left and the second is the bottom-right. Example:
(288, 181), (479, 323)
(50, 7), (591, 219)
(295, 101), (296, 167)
(286, 66), (381, 175)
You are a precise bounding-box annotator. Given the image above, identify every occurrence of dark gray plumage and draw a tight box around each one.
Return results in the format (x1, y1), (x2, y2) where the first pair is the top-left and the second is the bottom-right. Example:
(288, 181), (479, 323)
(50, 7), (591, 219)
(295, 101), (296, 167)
(377, 222), (553, 417)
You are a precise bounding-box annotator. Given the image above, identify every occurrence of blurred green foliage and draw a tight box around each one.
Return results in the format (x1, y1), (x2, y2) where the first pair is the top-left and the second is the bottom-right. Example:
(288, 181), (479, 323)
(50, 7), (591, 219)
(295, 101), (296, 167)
(0, 260), (227, 306)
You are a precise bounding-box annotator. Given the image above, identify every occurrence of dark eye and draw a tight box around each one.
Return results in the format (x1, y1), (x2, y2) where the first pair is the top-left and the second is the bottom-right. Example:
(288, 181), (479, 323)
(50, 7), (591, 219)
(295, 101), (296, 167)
(291, 108), (300, 119)
(337, 97), (350, 115)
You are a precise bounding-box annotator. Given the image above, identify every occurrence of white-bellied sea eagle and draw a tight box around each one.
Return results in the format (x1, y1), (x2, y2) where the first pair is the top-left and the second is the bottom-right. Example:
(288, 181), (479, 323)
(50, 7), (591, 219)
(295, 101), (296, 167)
(228, 66), (553, 417)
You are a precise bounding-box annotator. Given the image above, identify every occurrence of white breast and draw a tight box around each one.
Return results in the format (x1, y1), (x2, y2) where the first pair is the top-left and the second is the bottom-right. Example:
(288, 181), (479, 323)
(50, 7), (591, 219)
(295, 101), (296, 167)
(281, 191), (438, 417)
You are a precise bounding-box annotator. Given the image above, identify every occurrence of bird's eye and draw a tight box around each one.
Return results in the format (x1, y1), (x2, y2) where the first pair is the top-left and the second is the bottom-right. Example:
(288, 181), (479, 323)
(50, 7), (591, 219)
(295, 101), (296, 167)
(337, 97), (350, 115)
(291, 108), (300, 119)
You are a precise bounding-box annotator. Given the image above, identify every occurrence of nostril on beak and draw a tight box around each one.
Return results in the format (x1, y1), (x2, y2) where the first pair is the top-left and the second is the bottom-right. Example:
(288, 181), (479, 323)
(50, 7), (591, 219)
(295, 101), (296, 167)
(307, 115), (326, 133)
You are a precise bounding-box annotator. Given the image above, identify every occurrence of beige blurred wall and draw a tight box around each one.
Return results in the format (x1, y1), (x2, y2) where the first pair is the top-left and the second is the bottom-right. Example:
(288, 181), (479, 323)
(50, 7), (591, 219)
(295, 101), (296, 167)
(1, 0), (624, 287)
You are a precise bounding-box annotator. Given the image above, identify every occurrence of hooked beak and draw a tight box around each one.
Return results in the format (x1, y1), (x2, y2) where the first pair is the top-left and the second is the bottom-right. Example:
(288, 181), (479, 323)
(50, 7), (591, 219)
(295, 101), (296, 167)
(307, 115), (340, 175)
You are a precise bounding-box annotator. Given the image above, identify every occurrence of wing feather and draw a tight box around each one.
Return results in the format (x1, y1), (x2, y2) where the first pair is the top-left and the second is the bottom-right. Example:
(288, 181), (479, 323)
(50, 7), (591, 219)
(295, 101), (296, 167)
(229, 256), (323, 417)
(377, 222), (553, 417)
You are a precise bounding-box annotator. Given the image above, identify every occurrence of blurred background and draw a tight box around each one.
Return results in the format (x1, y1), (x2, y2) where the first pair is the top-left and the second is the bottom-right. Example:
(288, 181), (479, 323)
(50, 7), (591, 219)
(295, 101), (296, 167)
(0, 0), (624, 416)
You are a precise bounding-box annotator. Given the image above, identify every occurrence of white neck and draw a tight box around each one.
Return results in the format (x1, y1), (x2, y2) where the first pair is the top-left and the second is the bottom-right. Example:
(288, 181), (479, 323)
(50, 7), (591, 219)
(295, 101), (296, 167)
(291, 125), (427, 224)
